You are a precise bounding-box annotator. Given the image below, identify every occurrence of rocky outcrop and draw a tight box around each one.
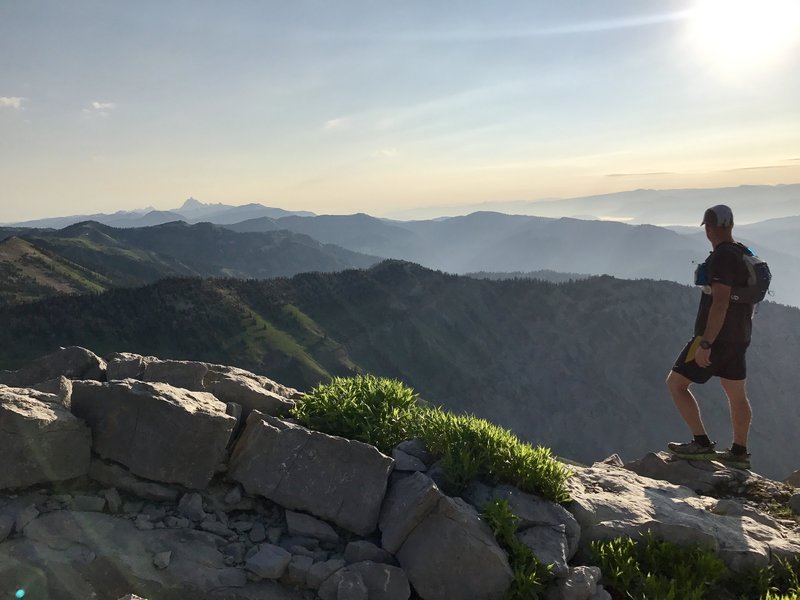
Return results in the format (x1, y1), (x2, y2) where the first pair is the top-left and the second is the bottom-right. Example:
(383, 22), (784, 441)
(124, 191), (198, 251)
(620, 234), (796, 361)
(0, 346), (106, 387)
(71, 380), (236, 489)
(380, 472), (513, 600)
(228, 411), (394, 535)
(569, 454), (800, 573)
(0, 385), (91, 489)
(2, 349), (800, 600)
(106, 353), (299, 417)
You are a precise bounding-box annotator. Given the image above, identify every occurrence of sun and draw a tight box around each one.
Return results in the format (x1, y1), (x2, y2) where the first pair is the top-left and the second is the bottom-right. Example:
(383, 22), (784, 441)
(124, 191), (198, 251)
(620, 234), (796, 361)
(687, 0), (800, 72)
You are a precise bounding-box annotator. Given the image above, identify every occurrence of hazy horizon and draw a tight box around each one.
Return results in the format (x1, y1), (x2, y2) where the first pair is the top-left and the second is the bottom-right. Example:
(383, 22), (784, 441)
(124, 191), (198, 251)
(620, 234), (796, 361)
(2, 1), (799, 222)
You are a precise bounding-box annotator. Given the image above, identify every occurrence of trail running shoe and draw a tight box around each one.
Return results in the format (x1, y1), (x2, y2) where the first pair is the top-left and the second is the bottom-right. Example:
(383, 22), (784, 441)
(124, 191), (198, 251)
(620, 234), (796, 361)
(715, 449), (751, 470)
(667, 439), (717, 459)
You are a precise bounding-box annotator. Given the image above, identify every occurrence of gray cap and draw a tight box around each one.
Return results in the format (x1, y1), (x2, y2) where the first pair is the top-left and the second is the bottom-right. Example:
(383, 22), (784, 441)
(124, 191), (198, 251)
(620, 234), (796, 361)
(701, 204), (734, 227)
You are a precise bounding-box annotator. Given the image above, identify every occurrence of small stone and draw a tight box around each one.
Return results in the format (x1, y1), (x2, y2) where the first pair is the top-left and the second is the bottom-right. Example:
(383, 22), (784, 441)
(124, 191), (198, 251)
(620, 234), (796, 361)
(283, 554), (314, 587)
(223, 542), (247, 563)
(231, 520), (255, 532)
(71, 495), (107, 512)
(142, 504), (167, 521)
(153, 550), (172, 569)
(286, 510), (340, 543)
(391, 448), (428, 472)
(52, 494), (73, 504)
(246, 543), (292, 579)
(225, 485), (243, 506)
(178, 492), (206, 521)
(201, 519), (235, 538)
(395, 438), (432, 464)
(290, 545), (315, 558)
(267, 526), (282, 544)
(250, 522), (267, 543)
(164, 515), (191, 529)
(102, 488), (123, 513)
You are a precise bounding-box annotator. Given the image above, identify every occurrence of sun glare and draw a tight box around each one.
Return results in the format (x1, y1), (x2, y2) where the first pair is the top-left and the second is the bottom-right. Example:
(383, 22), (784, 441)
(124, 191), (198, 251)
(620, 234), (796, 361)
(688, 0), (800, 72)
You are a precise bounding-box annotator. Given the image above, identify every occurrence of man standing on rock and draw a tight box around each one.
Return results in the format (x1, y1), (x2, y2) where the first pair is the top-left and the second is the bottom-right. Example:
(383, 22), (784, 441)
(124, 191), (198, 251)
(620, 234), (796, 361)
(666, 204), (755, 469)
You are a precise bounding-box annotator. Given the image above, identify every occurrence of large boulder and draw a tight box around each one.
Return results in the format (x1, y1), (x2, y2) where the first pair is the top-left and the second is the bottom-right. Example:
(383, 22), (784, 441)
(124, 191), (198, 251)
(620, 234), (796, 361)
(786, 469), (800, 488)
(567, 462), (800, 572)
(106, 353), (297, 417)
(625, 452), (745, 494)
(0, 385), (91, 490)
(380, 472), (513, 600)
(0, 346), (106, 387)
(71, 380), (236, 489)
(228, 412), (393, 535)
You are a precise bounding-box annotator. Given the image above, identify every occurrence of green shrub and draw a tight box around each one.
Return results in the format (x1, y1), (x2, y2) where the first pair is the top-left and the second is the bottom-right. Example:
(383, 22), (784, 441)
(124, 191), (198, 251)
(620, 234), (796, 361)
(290, 375), (572, 503)
(290, 375), (419, 453)
(591, 533), (726, 600)
(483, 499), (552, 599)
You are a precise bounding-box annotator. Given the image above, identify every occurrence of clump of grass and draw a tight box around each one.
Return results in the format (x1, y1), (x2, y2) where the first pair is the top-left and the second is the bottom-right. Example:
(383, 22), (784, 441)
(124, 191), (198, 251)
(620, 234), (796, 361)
(290, 375), (572, 503)
(483, 499), (552, 599)
(591, 533), (726, 600)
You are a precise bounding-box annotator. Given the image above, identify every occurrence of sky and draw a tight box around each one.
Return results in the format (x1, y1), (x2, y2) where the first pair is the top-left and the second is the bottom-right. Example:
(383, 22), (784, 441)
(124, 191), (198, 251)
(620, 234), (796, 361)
(1, 0), (799, 222)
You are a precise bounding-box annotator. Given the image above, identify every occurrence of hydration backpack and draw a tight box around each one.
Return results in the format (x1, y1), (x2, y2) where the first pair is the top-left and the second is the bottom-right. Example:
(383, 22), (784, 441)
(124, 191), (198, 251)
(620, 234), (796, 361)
(730, 243), (771, 304)
(694, 242), (771, 304)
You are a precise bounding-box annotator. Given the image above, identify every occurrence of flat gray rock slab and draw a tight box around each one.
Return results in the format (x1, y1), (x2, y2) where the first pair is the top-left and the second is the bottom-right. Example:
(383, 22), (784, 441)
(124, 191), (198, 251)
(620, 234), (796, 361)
(72, 380), (236, 489)
(0, 385), (91, 490)
(285, 511), (340, 543)
(228, 412), (393, 535)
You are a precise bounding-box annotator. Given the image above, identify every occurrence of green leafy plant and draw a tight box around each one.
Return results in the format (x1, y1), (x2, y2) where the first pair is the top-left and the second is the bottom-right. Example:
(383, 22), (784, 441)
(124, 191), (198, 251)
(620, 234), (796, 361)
(291, 375), (572, 503)
(591, 533), (726, 600)
(483, 499), (553, 600)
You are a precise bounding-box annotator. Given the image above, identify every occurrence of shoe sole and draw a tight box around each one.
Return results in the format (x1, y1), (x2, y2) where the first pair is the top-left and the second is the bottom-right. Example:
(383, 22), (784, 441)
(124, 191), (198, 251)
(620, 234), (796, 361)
(667, 450), (719, 461)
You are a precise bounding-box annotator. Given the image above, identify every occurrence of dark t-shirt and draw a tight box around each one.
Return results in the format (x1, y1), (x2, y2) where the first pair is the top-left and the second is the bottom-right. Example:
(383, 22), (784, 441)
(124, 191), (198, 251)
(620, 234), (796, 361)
(694, 241), (753, 343)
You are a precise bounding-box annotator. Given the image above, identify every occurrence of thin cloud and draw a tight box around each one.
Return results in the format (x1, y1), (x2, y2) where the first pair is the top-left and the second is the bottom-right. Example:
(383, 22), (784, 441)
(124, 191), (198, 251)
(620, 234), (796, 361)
(83, 101), (117, 118)
(722, 164), (795, 172)
(0, 97), (24, 109)
(372, 148), (398, 158)
(324, 117), (349, 130)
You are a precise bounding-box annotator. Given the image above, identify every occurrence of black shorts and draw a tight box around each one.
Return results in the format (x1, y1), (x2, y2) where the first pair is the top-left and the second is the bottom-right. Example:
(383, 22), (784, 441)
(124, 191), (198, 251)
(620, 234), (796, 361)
(671, 336), (749, 383)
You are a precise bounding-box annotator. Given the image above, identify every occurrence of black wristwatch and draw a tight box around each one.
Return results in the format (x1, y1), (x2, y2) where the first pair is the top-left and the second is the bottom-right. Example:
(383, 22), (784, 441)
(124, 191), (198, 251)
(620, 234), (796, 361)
(699, 339), (712, 350)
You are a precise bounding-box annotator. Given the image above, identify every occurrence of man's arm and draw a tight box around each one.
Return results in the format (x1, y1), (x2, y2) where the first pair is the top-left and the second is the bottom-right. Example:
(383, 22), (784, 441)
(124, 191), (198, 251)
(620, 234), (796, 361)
(703, 282), (732, 344)
(694, 282), (731, 367)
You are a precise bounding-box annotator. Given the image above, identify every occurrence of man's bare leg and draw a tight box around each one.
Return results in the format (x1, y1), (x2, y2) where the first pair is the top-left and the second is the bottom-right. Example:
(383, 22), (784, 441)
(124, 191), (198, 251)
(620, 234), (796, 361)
(666, 370), (708, 436)
(720, 378), (751, 447)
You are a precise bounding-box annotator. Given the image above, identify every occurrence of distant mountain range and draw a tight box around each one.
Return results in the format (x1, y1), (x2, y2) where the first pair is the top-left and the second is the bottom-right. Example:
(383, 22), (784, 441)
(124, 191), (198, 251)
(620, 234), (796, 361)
(382, 184), (800, 225)
(2, 197), (315, 230)
(3, 208), (800, 307)
(0, 221), (379, 303)
(2, 262), (799, 479)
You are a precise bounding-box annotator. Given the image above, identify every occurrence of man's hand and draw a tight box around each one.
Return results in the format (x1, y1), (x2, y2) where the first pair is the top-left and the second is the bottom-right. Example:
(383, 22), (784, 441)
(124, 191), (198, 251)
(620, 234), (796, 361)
(695, 346), (712, 368)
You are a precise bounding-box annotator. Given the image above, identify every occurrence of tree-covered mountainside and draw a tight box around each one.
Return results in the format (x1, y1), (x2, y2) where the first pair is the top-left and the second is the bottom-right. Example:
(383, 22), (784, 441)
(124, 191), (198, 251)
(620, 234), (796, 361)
(0, 237), (110, 304)
(2, 261), (798, 478)
(0, 221), (380, 303)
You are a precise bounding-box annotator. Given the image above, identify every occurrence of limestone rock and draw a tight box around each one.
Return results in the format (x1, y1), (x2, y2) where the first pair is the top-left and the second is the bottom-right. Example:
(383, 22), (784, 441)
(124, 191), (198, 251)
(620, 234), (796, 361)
(286, 511), (339, 544)
(32, 376), (73, 408)
(89, 458), (180, 501)
(394, 439), (431, 465)
(344, 540), (395, 565)
(790, 493), (800, 516)
(317, 561), (410, 600)
(178, 492), (207, 522)
(71, 380), (236, 489)
(228, 412), (393, 535)
(0, 346), (106, 386)
(0, 385), (91, 489)
(625, 451), (744, 494)
(206, 373), (294, 418)
(246, 543), (292, 579)
(545, 566), (603, 600)
(566, 462), (800, 572)
(517, 524), (570, 577)
(391, 449), (427, 472)
(381, 472), (512, 600)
